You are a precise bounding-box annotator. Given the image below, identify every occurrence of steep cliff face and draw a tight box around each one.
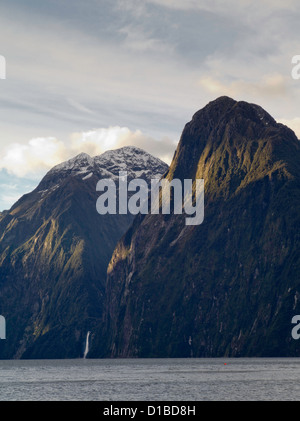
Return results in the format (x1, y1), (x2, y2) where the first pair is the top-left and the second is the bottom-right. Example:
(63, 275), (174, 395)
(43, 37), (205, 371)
(99, 97), (300, 358)
(0, 147), (168, 358)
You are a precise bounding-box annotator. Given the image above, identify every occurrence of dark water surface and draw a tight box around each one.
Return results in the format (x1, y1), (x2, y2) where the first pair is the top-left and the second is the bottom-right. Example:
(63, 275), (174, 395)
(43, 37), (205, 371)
(0, 358), (299, 401)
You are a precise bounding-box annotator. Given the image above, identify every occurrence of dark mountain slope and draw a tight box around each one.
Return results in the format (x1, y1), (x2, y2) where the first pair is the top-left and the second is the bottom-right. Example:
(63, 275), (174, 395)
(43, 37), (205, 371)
(98, 97), (300, 358)
(0, 147), (168, 358)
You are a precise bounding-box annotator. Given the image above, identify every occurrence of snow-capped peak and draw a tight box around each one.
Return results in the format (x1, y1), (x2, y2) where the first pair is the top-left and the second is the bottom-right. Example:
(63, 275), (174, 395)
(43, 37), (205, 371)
(49, 152), (93, 173)
(36, 146), (168, 193)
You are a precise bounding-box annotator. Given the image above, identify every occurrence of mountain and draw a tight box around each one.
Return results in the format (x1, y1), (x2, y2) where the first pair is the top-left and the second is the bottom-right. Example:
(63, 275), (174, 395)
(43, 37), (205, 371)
(97, 96), (300, 358)
(0, 146), (168, 358)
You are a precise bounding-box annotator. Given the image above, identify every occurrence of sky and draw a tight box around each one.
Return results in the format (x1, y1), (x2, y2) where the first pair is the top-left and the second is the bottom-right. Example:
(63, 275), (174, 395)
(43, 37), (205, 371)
(0, 0), (300, 210)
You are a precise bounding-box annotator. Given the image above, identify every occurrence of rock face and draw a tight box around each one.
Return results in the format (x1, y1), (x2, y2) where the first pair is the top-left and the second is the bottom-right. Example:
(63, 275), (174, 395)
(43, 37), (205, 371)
(98, 97), (300, 358)
(0, 147), (168, 358)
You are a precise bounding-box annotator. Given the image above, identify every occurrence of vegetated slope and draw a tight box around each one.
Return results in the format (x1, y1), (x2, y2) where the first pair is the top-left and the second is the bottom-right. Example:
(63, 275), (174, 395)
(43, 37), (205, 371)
(99, 97), (300, 358)
(0, 147), (168, 358)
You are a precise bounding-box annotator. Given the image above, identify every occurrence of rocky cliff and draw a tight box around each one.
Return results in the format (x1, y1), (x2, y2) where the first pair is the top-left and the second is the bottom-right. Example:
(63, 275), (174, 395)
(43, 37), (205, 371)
(97, 97), (300, 358)
(0, 146), (168, 358)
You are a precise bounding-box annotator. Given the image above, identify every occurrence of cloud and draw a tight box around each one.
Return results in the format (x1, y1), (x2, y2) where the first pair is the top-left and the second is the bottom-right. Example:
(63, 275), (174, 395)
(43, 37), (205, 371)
(0, 137), (67, 178)
(199, 74), (288, 100)
(0, 127), (176, 178)
(70, 127), (176, 164)
(1, 0), (300, 154)
(119, 25), (171, 53)
(145, 0), (298, 14)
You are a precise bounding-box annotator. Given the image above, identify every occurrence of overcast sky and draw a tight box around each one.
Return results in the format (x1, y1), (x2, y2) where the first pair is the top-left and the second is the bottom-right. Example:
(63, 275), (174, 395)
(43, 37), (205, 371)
(0, 0), (300, 210)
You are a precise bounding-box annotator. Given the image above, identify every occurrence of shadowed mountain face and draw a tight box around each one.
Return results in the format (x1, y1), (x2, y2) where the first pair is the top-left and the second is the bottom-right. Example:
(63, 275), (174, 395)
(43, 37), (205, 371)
(98, 97), (300, 358)
(0, 147), (168, 358)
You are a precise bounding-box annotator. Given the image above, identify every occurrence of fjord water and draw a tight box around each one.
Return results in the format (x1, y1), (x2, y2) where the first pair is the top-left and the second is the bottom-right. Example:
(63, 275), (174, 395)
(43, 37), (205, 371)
(0, 358), (300, 401)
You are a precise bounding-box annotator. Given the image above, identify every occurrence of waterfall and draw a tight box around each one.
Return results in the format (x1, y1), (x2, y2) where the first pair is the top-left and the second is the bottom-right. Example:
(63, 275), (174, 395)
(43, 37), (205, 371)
(83, 331), (91, 359)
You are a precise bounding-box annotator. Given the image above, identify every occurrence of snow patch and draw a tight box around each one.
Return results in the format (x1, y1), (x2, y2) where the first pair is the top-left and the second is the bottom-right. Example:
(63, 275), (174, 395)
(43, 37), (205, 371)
(82, 172), (93, 180)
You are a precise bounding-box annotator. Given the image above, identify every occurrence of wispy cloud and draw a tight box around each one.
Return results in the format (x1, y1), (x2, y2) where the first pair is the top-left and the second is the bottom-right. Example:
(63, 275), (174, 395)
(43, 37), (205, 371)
(145, 0), (298, 14)
(1, 0), (299, 145)
(119, 25), (171, 53)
